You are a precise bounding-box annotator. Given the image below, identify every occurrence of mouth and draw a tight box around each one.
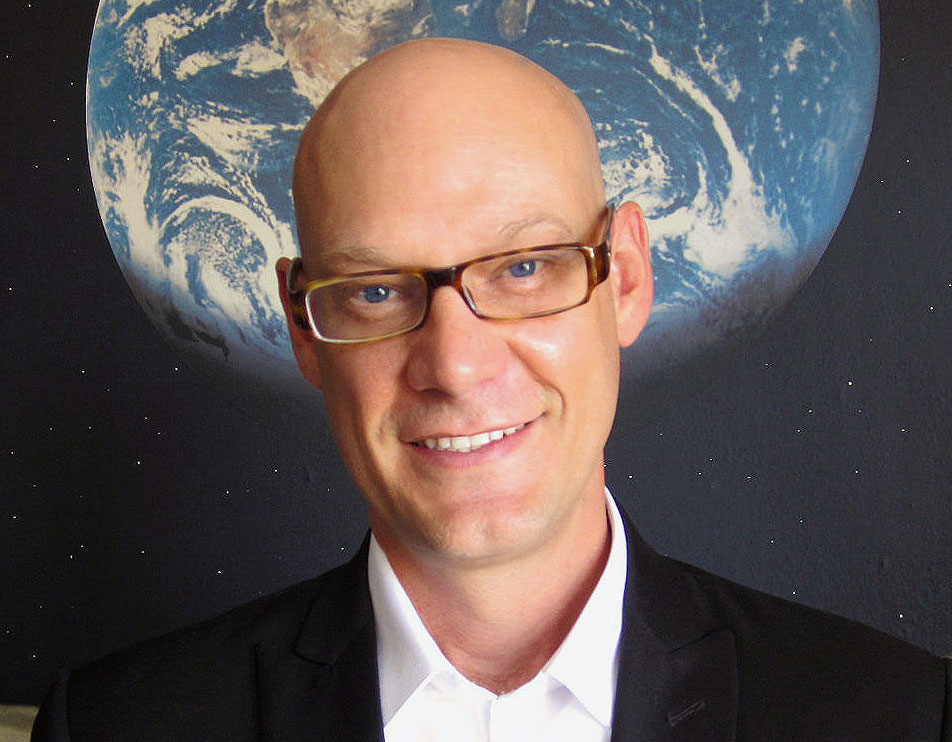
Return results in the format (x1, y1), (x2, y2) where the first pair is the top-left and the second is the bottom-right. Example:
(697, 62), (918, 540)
(411, 423), (526, 453)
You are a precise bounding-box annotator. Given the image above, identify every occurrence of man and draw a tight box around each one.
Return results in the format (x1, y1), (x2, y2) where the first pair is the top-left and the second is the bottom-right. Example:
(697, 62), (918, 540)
(33, 38), (950, 741)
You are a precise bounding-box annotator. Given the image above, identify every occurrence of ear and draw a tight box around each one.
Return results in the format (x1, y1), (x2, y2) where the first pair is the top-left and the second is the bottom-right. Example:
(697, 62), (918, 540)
(607, 201), (653, 348)
(276, 257), (324, 390)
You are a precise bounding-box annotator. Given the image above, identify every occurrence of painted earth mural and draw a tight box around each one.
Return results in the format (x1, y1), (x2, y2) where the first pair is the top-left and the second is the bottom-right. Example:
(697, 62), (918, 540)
(86, 0), (879, 433)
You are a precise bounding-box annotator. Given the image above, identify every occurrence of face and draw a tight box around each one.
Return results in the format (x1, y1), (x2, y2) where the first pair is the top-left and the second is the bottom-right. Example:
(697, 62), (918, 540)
(282, 44), (651, 569)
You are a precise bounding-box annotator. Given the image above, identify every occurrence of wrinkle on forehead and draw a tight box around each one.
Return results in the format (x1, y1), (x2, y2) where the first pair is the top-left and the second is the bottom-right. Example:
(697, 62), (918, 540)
(293, 38), (604, 265)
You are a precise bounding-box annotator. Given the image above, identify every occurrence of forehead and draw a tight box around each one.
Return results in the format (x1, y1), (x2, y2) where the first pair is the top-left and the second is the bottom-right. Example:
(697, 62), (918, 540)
(292, 48), (605, 271)
(300, 130), (599, 272)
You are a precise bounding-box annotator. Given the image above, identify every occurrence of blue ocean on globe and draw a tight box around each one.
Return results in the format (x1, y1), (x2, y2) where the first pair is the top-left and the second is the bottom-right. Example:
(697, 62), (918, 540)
(86, 0), (879, 432)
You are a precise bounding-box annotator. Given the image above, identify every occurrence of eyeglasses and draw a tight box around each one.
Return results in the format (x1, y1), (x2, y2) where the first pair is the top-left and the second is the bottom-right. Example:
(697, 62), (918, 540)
(286, 204), (615, 344)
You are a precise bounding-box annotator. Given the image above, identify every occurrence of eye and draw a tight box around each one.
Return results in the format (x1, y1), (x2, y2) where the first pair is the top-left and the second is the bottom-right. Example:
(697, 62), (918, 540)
(360, 285), (392, 303)
(508, 259), (538, 278)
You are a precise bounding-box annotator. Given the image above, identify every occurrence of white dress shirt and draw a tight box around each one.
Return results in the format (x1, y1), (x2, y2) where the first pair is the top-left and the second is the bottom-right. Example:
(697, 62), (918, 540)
(368, 491), (629, 742)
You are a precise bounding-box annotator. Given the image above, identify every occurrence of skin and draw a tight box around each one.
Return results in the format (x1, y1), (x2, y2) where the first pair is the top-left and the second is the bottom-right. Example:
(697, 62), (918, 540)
(277, 38), (653, 693)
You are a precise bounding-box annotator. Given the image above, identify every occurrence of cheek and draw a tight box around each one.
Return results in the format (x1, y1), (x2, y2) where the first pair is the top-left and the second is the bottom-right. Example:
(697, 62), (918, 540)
(508, 300), (620, 402)
(511, 327), (567, 367)
(522, 284), (618, 354)
(317, 345), (407, 436)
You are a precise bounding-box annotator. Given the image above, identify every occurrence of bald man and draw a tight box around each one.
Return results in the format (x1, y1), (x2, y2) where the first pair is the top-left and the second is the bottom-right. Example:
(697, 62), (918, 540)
(34, 39), (950, 742)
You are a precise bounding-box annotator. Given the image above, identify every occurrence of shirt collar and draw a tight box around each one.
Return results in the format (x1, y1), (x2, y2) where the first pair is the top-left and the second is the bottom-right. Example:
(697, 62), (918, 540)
(368, 535), (455, 725)
(368, 489), (629, 727)
(543, 490), (628, 725)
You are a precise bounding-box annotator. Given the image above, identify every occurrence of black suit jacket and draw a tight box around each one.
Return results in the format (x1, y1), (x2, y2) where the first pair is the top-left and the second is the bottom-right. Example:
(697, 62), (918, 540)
(33, 511), (951, 741)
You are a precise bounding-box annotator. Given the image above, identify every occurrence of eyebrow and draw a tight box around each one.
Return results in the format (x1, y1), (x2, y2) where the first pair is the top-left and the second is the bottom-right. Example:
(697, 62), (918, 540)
(317, 244), (393, 271)
(497, 212), (575, 242)
(314, 212), (578, 273)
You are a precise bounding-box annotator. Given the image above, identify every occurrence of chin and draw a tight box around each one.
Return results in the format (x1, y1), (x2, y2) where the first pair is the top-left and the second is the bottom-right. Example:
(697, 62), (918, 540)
(400, 490), (561, 566)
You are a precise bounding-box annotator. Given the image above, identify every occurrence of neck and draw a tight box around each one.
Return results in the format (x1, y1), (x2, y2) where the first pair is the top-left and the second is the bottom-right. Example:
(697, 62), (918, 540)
(373, 486), (612, 695)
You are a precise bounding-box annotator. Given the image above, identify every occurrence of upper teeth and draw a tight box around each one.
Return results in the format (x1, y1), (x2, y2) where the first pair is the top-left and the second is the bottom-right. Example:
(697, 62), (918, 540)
(421, 424), (525, 453)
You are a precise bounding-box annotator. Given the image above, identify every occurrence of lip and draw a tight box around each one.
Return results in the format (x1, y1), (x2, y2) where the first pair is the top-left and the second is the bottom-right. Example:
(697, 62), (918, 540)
(412, 422), (525, 450)
(406, 418), (536, 468)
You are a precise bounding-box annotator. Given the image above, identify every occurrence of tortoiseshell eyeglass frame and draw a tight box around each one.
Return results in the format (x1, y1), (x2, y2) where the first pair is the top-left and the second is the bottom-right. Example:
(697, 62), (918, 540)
(285, 203), (615, 344)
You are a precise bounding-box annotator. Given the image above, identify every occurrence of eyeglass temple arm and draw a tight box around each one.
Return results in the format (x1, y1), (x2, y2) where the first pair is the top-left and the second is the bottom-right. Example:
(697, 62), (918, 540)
(592, 202), (616, 284)
(286, 257), (311, 330)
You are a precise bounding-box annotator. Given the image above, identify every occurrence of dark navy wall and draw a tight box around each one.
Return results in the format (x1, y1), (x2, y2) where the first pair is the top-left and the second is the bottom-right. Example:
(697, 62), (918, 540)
(1, 0), (949, 704)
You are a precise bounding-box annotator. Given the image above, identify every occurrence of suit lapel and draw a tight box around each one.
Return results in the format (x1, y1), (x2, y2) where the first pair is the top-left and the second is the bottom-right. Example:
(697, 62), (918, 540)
(255, 539), (384, 742)
(252, 514), (738, 742)
(611, 513), (738, 741)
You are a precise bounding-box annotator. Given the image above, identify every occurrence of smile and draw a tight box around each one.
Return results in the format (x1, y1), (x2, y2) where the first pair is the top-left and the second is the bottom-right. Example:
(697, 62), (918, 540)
(414, 423), (526, 453)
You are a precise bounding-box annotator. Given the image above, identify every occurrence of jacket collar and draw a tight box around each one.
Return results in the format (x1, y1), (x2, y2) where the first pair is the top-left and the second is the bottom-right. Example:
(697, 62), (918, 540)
(255, 536), (385, 742)
(253, 511), (737, 742)
(611, 508), (738, 741)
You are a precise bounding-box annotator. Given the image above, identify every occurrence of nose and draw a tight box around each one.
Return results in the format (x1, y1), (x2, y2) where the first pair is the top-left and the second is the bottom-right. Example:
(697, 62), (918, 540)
(404, 285), (509, 397)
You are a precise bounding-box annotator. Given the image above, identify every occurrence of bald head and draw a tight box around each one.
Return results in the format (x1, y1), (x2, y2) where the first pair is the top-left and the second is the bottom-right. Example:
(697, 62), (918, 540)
(279, 39), (654, 574)
(292, 39), (605, 268)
